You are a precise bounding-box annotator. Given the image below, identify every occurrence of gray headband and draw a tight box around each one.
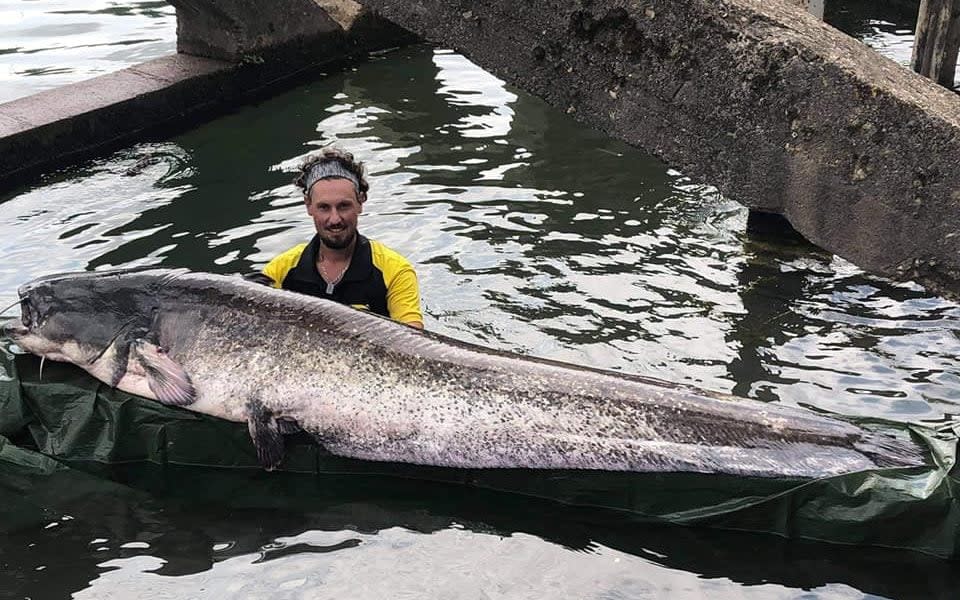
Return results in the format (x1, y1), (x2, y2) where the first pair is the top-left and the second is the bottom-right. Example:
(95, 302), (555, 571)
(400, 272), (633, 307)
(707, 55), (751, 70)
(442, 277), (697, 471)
(303, 160), (361, 196)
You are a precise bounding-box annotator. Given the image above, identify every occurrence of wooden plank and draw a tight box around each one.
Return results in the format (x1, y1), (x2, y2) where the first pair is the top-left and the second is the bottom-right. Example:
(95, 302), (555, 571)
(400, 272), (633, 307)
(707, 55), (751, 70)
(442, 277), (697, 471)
(911, 0), (960, 88)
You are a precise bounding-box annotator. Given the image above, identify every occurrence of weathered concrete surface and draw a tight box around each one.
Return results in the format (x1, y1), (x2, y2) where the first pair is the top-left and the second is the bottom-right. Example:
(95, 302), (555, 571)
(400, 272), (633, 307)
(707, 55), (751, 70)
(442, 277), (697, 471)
(0, 0), (412, 190)
(169, 0), (390, 61)
(360, 0), (960, 299)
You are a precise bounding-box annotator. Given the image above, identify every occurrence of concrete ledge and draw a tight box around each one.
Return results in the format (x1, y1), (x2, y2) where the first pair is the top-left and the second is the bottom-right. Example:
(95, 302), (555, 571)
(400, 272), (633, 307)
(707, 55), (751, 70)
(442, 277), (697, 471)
(359, 0), (960, 299)
(0, 1), (413, 190)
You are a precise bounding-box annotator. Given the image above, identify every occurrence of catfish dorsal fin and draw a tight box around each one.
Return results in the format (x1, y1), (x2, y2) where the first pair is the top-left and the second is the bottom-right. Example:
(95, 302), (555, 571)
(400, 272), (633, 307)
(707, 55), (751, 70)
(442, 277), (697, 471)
(132, 339), (196, 406)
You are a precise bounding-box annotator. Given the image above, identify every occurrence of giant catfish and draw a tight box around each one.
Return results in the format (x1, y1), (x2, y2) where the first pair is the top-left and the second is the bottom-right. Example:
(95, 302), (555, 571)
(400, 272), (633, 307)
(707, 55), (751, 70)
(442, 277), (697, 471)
(3, 269), (924, 477)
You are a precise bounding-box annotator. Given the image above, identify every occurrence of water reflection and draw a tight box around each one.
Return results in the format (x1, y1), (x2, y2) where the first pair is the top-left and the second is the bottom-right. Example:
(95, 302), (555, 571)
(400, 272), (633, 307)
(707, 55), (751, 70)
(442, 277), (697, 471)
(0, 143), (193, 282)
(0, 0), (175, 103)
(3, 465), (958, 599)
(729, 228), (960, 417)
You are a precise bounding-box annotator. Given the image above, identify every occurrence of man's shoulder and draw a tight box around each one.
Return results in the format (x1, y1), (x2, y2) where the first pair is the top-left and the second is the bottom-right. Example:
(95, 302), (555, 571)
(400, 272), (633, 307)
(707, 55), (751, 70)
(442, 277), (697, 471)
(368, 238), (414, 269)
(273, 242), (309, 262)
(263, 242), (310, 285)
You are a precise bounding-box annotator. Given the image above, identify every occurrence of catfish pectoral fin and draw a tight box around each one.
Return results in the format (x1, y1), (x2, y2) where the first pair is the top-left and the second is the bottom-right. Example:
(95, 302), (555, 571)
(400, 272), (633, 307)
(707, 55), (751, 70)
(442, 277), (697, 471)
(275, 417), (302, 435)
(246, 399), (285, 470)
(132, 339), (196, 406)
(108, 336), (131, 388)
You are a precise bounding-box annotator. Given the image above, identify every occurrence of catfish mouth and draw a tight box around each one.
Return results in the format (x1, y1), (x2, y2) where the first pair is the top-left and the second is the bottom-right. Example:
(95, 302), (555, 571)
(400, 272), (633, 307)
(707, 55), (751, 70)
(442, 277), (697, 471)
(2, 294), (97, 367)
(2, 319), (29, 339)
(2, 292), (62, 360)
(1, 295), (33, 340)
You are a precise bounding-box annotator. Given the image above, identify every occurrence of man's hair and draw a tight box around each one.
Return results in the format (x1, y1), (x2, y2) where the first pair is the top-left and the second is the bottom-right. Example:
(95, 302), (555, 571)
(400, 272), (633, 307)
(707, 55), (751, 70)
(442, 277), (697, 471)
(293, 147), (369, 199)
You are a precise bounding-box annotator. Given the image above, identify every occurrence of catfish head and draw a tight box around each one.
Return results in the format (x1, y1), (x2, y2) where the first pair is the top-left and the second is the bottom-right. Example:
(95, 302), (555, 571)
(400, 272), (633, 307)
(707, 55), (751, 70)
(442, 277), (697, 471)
(3, 269), (188, 388)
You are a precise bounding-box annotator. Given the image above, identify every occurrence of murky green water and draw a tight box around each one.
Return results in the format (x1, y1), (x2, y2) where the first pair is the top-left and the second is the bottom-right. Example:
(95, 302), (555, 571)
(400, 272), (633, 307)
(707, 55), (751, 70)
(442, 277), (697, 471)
(1, 2), (959, 599)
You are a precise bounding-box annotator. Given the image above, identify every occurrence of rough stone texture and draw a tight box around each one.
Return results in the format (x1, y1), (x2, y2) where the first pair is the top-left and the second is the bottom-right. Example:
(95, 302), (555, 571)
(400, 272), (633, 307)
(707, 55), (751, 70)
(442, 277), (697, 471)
(168, 0), (402, 62)
(359, 0), (960, 299)
(169, 0), (334, 61)
(0, 0), (413, 190)
(316, 0), (366, 29)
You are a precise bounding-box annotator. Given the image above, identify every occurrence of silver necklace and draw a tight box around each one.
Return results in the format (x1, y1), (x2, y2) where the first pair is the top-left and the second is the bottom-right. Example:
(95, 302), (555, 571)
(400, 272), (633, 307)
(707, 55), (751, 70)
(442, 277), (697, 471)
(318, 257), (350, 294)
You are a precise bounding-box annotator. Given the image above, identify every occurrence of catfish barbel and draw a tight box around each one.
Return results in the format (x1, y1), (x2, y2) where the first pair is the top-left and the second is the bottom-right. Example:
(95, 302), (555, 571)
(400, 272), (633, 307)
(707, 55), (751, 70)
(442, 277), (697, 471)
(3, 269), (924, 477)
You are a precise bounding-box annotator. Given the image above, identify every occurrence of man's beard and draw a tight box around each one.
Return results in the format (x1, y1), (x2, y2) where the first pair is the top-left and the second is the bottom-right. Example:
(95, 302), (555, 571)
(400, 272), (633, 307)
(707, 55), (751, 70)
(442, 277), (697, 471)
(320, 229), (356, 250)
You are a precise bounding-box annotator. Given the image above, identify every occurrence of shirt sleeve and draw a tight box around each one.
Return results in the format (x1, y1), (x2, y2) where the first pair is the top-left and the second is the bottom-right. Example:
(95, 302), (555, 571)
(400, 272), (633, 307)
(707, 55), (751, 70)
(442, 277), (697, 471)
(386, 264), (423, 325)
(262, 244), (307, 289)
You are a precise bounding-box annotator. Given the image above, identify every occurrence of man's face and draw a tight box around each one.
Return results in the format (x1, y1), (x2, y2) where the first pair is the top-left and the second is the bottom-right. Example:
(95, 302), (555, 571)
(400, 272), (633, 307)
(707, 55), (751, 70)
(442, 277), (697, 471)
(305, 178), (363, 249)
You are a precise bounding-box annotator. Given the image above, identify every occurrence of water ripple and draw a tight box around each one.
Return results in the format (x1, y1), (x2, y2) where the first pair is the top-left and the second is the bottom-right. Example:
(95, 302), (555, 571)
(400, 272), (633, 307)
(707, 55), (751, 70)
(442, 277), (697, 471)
(0, 0), (174, 102)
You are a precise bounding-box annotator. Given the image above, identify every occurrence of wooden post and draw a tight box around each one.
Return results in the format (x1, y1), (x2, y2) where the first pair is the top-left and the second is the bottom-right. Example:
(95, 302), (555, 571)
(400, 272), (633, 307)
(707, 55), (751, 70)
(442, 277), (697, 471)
(912, 0), (960, 89)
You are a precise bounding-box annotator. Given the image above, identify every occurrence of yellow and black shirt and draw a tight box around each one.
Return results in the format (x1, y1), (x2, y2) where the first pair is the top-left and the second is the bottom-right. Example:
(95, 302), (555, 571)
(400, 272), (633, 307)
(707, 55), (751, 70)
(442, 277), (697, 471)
(262, 234), (422, 325)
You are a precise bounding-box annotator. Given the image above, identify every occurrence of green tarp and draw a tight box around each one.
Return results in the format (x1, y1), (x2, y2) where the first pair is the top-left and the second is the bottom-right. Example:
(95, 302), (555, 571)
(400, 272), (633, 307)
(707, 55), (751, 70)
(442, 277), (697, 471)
(2, 352), (958, 559)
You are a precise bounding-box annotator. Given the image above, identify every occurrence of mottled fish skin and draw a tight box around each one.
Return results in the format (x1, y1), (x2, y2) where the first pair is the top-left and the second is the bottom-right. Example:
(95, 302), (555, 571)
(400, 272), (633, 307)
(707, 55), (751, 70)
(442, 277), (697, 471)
(5, 269), (925, 478)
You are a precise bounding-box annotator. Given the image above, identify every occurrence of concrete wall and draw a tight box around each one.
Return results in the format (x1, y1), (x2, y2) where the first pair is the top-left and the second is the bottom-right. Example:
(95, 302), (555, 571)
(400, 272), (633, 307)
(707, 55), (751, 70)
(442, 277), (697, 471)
(0, 0), (412, 191)
(356, 0), (960, 300)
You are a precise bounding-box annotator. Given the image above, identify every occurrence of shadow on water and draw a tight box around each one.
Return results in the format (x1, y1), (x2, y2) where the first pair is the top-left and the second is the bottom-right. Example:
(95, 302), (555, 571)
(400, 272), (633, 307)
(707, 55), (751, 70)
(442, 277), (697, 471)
(727, 221), (960, 417)
(726, 225), (830, 402)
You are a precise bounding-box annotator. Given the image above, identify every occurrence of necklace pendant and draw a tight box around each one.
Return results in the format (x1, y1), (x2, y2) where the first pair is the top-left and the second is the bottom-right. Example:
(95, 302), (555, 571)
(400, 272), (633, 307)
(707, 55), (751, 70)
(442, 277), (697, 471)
(325, 282), (335, 294)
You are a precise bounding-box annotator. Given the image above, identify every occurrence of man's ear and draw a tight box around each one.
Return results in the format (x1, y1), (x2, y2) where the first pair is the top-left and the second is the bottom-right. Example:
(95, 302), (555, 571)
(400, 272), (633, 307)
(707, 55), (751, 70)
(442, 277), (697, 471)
(358, 192), (367, 212)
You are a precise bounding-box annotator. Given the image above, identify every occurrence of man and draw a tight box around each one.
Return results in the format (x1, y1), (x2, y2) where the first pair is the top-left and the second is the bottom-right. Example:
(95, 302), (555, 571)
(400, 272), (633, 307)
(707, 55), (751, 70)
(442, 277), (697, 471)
(257, 147), (424, 328)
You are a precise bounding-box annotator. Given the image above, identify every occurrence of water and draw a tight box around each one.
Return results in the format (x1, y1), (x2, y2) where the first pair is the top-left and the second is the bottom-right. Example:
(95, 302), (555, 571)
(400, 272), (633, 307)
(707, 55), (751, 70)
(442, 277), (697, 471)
(0, 0), (175, 103)
(1, 2), (959, 599)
